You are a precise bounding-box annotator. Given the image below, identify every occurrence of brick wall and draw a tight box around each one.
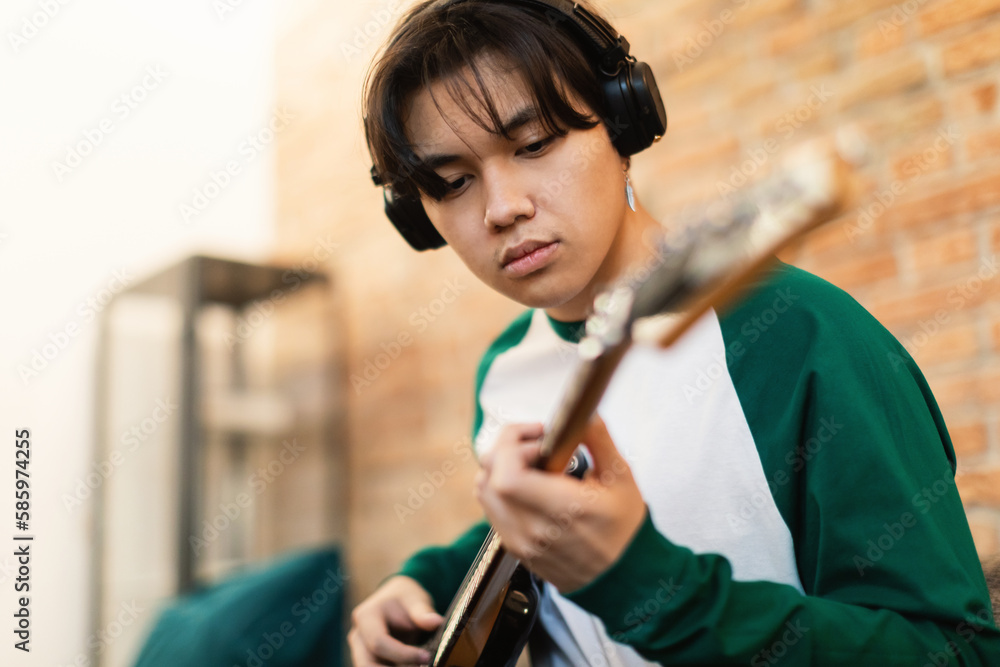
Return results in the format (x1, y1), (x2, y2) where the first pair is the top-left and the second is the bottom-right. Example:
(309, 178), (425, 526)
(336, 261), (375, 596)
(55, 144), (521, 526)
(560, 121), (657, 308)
(275, 0), (1000, 602)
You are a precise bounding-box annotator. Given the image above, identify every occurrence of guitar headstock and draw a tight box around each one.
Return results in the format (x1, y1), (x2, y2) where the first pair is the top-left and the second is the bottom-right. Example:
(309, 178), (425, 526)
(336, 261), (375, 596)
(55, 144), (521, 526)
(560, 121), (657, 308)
(581, 138), (860, 353)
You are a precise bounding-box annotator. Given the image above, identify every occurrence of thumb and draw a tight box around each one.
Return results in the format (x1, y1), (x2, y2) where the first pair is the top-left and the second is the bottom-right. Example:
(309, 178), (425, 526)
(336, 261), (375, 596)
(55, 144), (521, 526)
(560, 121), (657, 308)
(399, 590), (443, 631)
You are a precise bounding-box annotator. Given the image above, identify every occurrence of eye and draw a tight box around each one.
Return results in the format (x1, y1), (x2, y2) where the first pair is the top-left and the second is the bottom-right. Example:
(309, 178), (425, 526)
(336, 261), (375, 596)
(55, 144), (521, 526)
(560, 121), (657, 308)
(518, 136), (553, 156)
(440, 175), (469, 199)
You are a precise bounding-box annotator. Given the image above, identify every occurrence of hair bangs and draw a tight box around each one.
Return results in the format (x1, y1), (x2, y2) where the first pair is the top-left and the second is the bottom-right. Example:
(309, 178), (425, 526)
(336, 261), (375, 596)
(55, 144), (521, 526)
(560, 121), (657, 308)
(364, 1), (607, 201)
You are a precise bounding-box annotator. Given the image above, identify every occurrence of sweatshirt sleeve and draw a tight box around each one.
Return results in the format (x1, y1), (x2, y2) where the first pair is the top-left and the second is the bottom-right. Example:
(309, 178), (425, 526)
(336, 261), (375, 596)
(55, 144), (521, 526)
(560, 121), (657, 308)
(566, 263), (1000, 665)
(566, 511), (999, 665)
(397, 520), (492, 615)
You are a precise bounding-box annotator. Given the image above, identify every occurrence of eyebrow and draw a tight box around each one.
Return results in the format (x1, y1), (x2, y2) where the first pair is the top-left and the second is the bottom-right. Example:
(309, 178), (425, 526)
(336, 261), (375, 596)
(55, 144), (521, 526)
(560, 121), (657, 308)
(419, 106), (541, 171)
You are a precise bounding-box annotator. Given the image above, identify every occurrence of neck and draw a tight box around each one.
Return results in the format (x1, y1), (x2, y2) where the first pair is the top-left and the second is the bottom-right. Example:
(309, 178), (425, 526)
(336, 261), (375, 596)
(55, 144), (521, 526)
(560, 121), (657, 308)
(545, 202), (663, 322)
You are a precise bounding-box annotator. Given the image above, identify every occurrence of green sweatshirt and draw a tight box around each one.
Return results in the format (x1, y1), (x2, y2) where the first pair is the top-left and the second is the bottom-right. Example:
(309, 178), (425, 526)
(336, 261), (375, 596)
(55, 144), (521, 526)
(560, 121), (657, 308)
(399, 262), (1000, 665)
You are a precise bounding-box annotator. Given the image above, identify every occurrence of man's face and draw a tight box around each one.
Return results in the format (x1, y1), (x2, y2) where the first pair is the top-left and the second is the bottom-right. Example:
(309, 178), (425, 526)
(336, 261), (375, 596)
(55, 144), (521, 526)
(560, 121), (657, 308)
(405, 64), (631, 320)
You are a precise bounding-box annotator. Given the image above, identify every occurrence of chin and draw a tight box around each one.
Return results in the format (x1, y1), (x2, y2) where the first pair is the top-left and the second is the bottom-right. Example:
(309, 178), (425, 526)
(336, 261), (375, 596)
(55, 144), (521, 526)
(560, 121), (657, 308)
(502, 280), (583, 312)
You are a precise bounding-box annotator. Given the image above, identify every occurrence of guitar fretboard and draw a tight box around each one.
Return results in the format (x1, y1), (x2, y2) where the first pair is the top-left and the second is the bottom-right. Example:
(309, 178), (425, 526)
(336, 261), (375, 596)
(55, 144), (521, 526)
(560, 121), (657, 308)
(430, 528), (504, 664)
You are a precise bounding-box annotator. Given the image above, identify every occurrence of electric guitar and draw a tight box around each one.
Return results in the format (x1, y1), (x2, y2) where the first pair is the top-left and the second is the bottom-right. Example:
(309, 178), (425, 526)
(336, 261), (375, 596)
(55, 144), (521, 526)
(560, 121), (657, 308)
(422, 141), (861, 667)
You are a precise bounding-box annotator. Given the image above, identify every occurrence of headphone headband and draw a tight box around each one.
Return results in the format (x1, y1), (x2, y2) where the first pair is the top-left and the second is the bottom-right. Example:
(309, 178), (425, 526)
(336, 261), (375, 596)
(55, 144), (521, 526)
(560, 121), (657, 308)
(432, 0), (629, 73)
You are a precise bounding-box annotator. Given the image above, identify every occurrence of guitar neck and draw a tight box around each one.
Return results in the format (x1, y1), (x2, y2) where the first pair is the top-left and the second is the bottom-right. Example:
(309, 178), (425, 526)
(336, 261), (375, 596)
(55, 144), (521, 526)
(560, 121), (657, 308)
(535, 339), (632, 474)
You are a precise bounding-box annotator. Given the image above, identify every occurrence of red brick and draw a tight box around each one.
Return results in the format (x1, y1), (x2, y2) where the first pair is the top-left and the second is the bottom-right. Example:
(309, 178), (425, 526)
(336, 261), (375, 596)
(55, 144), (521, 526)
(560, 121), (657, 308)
(952, 81), (998, 117)
(649, 18), (705, 66)
(931, 372), (983, 410)
(801, 211), (873, 256)
(668, 52), (747, 93)
(618, 1), (701, 56)
(981, 369), (1000, 404)
(731, 0), (800, 27)
(966, 128), (1000, 164)
(909, 227), (978, 271)
(949, 421), (990, 458)
(905, 320), (981, 369)
(875, 267), (999, 326)
(820, 0), (902, 31)
(885, 170), (1000, 231)
(828, 174), (894, 246)
(889, 140), (954, 182)
(760, 82), (841, 137)
(867, 283), (957, 328)
(629, 0), (702, 27)
(783, 211), (873, 267)
(768, 16), (819, 55)
(796, 51), (841, 79)
(857, 20), (907, 59)
(641, 166), (719, 213)
(846, 98), (944, 151)
(814, 247), (898, 290)
(919, 0), (1000, 35)
(662, 97), (710, 134)
(885, 96), (946, 136)
(727, 76), (777, 109)
(654, 134), (741, 176)
(958, 468), (1000, 507)
(966, 513), (1000, 556)
(836, 54), (928, 110)
(941, 22), (1000, 76)
(954, 257), (1000, 310)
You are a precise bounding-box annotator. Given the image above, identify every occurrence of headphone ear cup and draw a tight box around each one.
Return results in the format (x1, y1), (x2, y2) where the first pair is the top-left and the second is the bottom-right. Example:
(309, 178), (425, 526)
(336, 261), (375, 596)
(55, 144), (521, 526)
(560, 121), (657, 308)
(629, 60), (668, 147)
(602, 60), (667, 156)
(382, 187), (446, 251)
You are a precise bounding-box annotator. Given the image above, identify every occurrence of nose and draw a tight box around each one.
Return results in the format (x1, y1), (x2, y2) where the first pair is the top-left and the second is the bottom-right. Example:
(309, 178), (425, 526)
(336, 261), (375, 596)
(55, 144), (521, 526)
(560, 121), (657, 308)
(483, 164), (535, 230)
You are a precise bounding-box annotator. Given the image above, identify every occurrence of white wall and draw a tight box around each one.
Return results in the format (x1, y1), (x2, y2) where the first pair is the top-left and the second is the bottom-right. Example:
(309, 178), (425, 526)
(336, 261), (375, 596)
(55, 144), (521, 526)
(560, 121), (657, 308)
(0, 0), (277, 664)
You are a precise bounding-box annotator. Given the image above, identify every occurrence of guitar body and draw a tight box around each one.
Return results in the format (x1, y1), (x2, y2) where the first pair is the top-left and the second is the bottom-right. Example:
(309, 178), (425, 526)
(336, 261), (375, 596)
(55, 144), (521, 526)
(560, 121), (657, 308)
(428, 562), (540, 667)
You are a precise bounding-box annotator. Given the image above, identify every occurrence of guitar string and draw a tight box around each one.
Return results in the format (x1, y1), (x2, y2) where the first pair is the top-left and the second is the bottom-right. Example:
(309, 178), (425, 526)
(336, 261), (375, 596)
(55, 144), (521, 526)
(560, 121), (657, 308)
(434, 528), (502, 660)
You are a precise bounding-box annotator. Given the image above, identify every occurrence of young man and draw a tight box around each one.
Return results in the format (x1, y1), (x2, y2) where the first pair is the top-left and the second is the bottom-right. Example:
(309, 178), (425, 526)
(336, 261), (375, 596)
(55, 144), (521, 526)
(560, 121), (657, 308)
(350, 1), (1000, 665)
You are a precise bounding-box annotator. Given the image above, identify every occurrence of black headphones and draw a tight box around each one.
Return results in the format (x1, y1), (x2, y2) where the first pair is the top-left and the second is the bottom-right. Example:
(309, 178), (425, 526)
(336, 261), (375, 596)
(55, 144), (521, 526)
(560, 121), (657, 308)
(370, 0), (668, 251)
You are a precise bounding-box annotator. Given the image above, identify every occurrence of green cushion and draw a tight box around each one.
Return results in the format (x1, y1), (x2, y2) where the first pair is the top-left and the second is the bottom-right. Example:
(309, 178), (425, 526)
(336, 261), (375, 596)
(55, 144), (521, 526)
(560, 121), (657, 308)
(133, 548), (345, 666)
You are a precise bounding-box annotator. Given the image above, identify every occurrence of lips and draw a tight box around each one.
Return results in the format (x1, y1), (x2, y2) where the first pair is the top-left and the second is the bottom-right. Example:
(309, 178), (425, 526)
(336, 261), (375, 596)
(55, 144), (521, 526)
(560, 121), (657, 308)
(501, 239), (551, 266)
(500, 239), (560, 277)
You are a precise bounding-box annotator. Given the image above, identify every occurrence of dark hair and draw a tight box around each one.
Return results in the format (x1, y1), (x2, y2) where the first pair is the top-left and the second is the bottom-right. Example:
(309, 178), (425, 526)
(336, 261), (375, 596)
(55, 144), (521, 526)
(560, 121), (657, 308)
(363, 0), (610, 200)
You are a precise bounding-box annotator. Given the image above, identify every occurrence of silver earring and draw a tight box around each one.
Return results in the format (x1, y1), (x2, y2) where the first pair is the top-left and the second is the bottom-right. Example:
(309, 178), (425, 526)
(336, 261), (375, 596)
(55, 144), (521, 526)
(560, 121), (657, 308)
(625, 172), (636, 212)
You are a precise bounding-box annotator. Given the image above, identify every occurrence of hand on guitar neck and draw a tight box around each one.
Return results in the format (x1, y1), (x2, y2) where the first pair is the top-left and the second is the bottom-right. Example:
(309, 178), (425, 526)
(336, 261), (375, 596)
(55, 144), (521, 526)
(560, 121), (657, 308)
(474, 417), (646, 593)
